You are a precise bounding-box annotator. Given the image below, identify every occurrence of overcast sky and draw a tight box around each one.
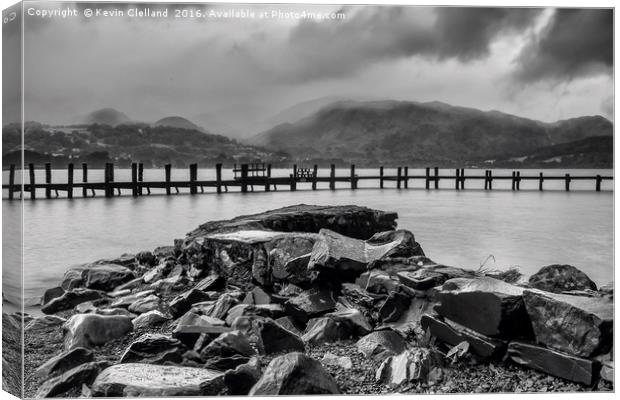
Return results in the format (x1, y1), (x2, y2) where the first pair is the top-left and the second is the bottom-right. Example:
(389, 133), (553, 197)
(11, 3), (614, 137)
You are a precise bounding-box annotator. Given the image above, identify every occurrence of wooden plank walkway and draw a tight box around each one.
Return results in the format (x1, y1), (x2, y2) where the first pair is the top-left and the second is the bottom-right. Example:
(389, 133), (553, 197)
(1, 162), (613, 200)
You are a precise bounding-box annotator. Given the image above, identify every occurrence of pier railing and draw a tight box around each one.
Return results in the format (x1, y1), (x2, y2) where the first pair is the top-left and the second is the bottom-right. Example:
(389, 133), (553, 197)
(1, 163), (613, 200)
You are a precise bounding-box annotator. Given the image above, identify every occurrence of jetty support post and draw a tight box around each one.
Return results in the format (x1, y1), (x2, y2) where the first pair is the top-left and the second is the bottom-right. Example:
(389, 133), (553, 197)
(290, 164), (297, 191)
(138, 163), (144, 195)
(264, 164), (271, 192)
(511, 171), (516, 191)
(379, 166), (384, 189)
(484, 170), (489, 190)
(404, 167), (409, 189)
(425, 167), (430, 190)
(44, 163), (52, 199)
(189, 163), (198, 194)
(565, 173), (571, 191)
(350, 164), (356, 190)
(434, 167), (439, 189)
(67, 163), (74, 199)
(131, 163), (138, 196)
(460, 168), (465, 189)
(165, 164), (172, 195)
(488, 170), (493, 190)
(596, 174), (602, 192)
(396, 167), (402, 189)
(329, 164), (336, 190)
(516, 171), (521, 190)
(8, 164), (15, 200)
(82, 164), (88, 197)
(28, 163), (36, 199)
(241, 164), (249, 193)
(214, 163), (222, 194)
(312, 164), (318, 190)
(454, 168), (460, 190)
(104, 163), (113, 197)
(539, 172), (544, 191)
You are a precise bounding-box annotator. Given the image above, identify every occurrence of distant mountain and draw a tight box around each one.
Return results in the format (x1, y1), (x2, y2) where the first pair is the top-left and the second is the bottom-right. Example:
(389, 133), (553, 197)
(267, 96), (350, 127)
(83, 108), (131, 126)
(154, 116), (204, 132)
(249, 100), (613, 167)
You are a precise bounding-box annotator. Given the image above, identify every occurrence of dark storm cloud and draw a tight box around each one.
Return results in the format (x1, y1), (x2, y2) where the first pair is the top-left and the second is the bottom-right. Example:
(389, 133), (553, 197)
(514, 9), (613, 83)
(280, 7), (542, 82)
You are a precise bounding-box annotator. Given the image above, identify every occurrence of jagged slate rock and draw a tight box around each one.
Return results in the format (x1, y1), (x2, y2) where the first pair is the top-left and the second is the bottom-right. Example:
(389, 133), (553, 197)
(284, 287), (337, 323)
(507, 341), (600, 386)
(42, 286), (65, 306)
(91, 363), (225, 397)
(523, 289), (613, 357)
(168, 263), (186, 278)
(173, 312), (229, 347)
(195, 274), (225, 291)
(528, 264), (597, 293)
(150, 275), (191, 294)
(36, 361), (109, 398)
(61, 266), (87, 290)
(366, 230), (425, 258)
(120, 334), (184, 365)
(327, 307), (373, 334)
(375, 348), (432, 388)
(81, 264), (135, 291)
(135, 251), (156, 266)
(322, 353), (353, 370)
(340, 283), (380, 312)
(74, 301), (99, 314)
(378, 291), (411, 323)
(189, 300), (216, 315)
(113, 277), (144, 292)
(249, 352), (340, 395)
(356, 270), (402, 295)
(600, 361), (613, 383)
(169, 288), (214, 318)
(224, 304), (285, 326)
(398, 269), (447, 291)
(204, 355), (250, 371)
(41, 289), (103, 314)
(128, 294), (162, 314)
(153, 245), (177, 260)
(110, 289), (155, 309)
(132, 310), (170, 330)
(435, 277), (533, 338)
(302, 317), (350, 346)
(209, 292), (241, 320)
(274, 316), (302, 336)
(96, 307), (136, 318)
(380, 296), (435, 333)
(309, 229), (420, 279)
(252, 246), (271, 286)
(200, 330), (256, 359)
(231, 316), (305, 355)
(369, 255), (437, 274)
(242, 286), (272, 305)
(63, 314), (133, 350)
(25, 315), (66, 331)
(356, 330), (407, 361)
(267, 233), (318, 284)
(35, 347), (94, 380)
(420, 314), (507, 359)
(185, 204), (398, 242)
(224, 357), (262, 395)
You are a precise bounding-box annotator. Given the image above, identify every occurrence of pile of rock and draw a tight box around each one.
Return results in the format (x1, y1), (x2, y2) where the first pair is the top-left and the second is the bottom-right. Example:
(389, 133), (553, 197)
(30, 204), (613, 397)
(423, 264), (613, 386)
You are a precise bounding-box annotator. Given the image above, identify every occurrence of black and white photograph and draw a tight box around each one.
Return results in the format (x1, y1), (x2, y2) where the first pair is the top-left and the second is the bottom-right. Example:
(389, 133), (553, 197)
(1, 0), (615, 398)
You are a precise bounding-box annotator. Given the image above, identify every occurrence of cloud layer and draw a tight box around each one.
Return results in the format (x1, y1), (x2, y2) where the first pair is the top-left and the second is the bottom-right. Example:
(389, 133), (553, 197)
(14, 4), (614, 133)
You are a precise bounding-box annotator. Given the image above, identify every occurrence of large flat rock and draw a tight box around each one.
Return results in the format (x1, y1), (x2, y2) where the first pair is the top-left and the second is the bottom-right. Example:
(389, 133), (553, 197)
(63, 314), (133, 350)
(434, 277), (533, 338)
(185, 204), (398, 242)
(523, 289), (613, 357)
(508, 341), (600, 386)
(90, 363), (225, 396)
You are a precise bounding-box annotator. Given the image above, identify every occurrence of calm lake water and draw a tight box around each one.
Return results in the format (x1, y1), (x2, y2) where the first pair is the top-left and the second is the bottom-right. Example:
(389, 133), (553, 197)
(1, 168), (614, 313)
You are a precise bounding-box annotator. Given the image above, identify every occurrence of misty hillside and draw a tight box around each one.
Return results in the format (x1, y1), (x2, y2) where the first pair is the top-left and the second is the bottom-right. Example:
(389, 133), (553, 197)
(2, 123), (288, 168)
(248, 100), (613, 167)
(154, 116), (204, 132)
(83, 108), (131, 126)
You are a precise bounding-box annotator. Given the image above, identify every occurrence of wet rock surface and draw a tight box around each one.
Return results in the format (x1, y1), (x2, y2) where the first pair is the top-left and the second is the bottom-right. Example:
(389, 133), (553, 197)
(528, 264), (597, 293)
(23, 204), (614, 397)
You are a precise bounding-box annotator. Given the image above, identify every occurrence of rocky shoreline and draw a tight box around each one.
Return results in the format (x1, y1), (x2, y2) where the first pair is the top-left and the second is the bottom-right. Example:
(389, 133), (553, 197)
(15, 204), (614, 397)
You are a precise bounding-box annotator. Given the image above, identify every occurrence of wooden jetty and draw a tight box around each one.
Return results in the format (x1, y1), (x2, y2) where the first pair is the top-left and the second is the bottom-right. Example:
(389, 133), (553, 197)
(2, 162), (613, 200)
